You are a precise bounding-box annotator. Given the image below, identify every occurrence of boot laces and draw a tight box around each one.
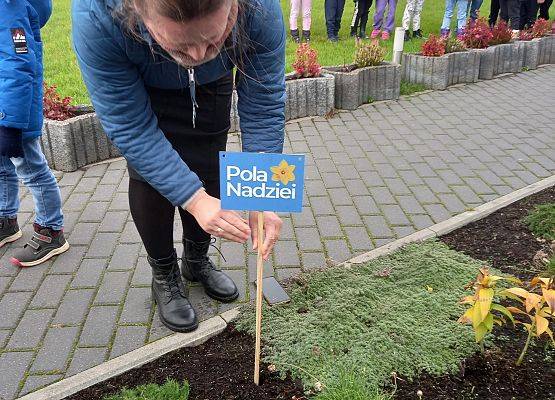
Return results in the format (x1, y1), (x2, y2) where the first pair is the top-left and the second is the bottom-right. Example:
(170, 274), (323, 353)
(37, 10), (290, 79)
(164, 264), (185, 302)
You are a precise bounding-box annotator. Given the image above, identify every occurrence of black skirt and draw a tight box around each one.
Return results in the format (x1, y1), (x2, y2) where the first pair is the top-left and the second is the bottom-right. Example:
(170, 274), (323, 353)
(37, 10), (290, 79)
(128, 71), (234, 183)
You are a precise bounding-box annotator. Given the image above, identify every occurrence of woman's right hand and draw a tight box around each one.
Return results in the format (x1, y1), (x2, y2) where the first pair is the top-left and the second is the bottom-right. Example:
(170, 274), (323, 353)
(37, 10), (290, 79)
(186, 191), (251, 243)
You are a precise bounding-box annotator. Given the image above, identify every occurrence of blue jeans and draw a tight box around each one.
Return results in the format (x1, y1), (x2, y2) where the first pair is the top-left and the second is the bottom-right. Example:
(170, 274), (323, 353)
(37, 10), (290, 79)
(442, 0), (470, 31)
(468, 0), (484, 20)
(0, 138), (63, 230)
(325, 0), (346, 37)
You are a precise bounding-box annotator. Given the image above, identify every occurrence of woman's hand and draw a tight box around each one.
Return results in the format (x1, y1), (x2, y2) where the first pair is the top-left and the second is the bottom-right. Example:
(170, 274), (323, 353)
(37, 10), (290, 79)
(249, 211), (283, 261)
(186, 191), (250, 243)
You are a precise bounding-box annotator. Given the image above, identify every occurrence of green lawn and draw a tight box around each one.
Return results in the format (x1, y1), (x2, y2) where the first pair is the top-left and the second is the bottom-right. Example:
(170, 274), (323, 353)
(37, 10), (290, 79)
(43, 0), (492, 104)
(236, 240), (486, 397)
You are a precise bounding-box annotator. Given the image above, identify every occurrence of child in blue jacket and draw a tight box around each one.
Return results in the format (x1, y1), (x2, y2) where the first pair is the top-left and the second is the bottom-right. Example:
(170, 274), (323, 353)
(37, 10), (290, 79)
(0, 0), (69, 266)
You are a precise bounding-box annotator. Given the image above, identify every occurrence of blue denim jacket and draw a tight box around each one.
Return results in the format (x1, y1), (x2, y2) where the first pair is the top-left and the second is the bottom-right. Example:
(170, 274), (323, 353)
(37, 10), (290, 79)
(0, 0), (52, 140)
(72, 0), (286, 207)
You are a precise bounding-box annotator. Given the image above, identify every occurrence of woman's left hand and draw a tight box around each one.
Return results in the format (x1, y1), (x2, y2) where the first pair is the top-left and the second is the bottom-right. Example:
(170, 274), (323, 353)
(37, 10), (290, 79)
(249, 211), (283, 261)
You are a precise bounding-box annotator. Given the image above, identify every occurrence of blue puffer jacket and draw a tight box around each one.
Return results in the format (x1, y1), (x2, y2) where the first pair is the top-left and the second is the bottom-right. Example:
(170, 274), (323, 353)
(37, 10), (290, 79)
(72, 0), (286, 207)
(0, 0), (52, 140)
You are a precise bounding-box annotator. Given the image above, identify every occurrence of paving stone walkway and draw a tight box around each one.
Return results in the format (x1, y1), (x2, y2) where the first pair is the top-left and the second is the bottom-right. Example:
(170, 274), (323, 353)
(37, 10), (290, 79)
(1, 66), (554, 399)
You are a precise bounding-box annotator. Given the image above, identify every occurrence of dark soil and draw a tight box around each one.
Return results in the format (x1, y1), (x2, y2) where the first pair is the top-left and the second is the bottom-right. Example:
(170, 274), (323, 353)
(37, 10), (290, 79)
(395, 186), (555, 400)
(66, 326), (306, 400)
(442, 186), (555, 280)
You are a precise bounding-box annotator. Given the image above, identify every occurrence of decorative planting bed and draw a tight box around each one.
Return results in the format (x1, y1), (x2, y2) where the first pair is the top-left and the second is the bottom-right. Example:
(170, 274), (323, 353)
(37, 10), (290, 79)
(402, 51), (481, 90)
(517, 38), (541, 70)
(477, 42), (523, 80)
(538, 34), (555, 65)
(61, 187), (554, 400)
(41, 107), (120, 172)
(323, 62), (401, 110)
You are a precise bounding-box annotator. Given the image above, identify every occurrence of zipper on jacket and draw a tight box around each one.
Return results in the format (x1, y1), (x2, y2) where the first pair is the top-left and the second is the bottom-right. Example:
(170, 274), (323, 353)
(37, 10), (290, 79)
(187, 68), (198, 128)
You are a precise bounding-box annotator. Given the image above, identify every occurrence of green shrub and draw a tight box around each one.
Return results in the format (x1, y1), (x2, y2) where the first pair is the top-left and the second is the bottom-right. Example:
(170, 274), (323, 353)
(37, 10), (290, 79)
(444, 37), (467, 53)
(103, 380), (189, 400)
(354, 42), (386, 68)
(524, 203), (555, 240)
(237, 241), (483, 391)
(314, 369), (392, 400)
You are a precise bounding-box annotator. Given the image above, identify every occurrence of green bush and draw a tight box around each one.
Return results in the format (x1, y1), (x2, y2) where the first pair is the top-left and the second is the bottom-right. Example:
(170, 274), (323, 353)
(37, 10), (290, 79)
(103, 380), (189, 400)
(524, 203), (555, 240)
(237, 241), (483, 391)
(313, 370), (392, 400)
(354, 42), (386, 68)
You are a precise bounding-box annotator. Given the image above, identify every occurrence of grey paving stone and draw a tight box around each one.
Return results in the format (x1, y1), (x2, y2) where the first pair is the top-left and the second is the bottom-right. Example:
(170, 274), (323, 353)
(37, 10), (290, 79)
(410, 186), (440, 204)
(6, 309), (54, 349)
(273, 240), (300, 266)
(437, 169), (464, 185)
(316, 215), (343, 238)
(57, 170), (84, 186)
(328, 188), (353, 206)
(83, 163), (109, 177)
(369, 187), (396, 205)
(424, 204), (452, 223)
(50, 246), (87, 274)
(382, 204), (411, 226)
(437, 193), (467, 214)
(219, 241), (246, 268)
(344, 179), (370, 196)
(463, 177), (495, 195)
(295, 227), (322, 251)
(71, 258), (108, 288)
(309, 196), (335, 215)
(514, 170), (539, 185)
(90, 184), (118, 202)
(0, 276), (10, 294)
(74, 177), (101, 193)
(109, 325), (148, 359)
(247, 254), (275, 282)
(423, 177), (451, 194)
(79, 306), (119, 347)
(86, 233), (119, 258)
(276, 267), (302, 282)
(0, 291), (33, 329)
(68, 223), (98, 245)
(148, 309), (173, 342)
(109, 192), (129, 211)
(8, 264), (48, 292)
(324, 239), (351, 263)
(399, 170), (425, 185)
(383, 178), (411, 195)
(364, 215), (394, 238)
(63, 193), (91, 211)
(119, 287), (152, 324)
(292, 207), (316, 227)
(451, 185), (482, 204)
(120, 221), (141, 243)
(345, 227), (374, 251)
(98, 211), (128, 232)
(300, 251), (327, 271)
(0, 351), (34, 400)
(0, 329), (10, 347)
(53, 288), (95, 325)
(189, 286), (218, 322)
(321, 172), (344, 188)
(20, 374), (63, 396)
(66, 347), (107, 376)
(393, 226), (416, 238)
(279, 217), (295, 240)
(100, 169), (125, 185)
(131, 257), (152, 287)
(31, 327), (79, 373)
(397, 195), (426, 214)
(224, 270), (247, 302)
(108, 243), (141, 270)
(305, 179), (326, 197)
(30, 274), (72, 308)
(94, 271), (132, 304)
(353, 196), (380, 215)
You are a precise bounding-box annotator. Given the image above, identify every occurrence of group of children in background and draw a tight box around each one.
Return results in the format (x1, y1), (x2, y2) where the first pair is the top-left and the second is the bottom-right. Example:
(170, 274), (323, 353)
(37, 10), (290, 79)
(289, 0), (553, 43)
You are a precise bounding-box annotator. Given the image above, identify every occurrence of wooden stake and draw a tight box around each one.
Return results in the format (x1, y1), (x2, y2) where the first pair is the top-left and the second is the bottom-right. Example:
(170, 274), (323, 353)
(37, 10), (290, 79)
(254, 211), (264, 385)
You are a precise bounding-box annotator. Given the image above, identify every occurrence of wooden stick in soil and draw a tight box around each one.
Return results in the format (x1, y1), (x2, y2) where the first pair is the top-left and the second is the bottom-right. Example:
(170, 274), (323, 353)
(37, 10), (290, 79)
(254, 211), (264, 385)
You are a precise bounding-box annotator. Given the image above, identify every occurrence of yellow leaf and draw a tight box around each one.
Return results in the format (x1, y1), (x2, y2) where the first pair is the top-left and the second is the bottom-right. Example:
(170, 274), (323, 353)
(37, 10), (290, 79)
(530, 277), (550, 287)
(506, 306), (526, 315)
(504, 287), (530, 298)
(525, 293), (542, 313)
(472, 303), (483, 328)
(542, 289), (555, 314)
(491, 304), (515, 324)
(535, 315), (549, 336)
(493, 318), (504, 326)
(458, 308), (473, 324)
(545, 327), (555, 344)
(475, 322), (488, 343)
(483, 313), (494, 331)
(460, 295), (475, 304)
(478, 288), (494, 321)
(426, 285), (433, 293)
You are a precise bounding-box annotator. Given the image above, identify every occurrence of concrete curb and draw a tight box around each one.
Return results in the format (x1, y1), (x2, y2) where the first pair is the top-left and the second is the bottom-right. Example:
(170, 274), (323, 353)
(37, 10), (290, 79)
(19, 175), (554, 400)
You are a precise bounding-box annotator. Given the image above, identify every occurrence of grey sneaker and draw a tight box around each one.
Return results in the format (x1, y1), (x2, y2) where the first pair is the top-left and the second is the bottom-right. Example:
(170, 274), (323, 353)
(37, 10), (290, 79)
(11, 226), (69, 267)
(0, 217), (22, 248)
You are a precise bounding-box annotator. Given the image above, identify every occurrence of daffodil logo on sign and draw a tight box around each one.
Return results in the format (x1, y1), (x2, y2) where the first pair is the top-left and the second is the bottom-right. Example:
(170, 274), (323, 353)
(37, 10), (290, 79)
(219, 152), (305, 212)
(270, 160), (296, 185)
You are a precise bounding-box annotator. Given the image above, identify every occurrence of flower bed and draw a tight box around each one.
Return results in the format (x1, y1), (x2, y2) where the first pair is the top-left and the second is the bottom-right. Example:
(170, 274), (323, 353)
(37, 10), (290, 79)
(41, 106), (120, 172)
(538, 34), (555, 65)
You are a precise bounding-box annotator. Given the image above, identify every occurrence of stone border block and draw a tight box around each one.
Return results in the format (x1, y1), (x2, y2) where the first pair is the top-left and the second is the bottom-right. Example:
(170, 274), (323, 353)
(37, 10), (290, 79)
(323, 62), (401, 110)
(538, 34), (555, 65)
(517, 39), (540, 70)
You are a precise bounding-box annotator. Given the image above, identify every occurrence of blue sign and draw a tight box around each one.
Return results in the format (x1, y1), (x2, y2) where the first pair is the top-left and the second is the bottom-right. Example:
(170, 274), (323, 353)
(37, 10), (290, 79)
(219, 152), (305, 212)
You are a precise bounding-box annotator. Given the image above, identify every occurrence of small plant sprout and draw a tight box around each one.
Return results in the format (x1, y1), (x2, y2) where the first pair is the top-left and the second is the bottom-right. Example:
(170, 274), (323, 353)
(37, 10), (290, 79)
(458, 268), (521, 351)
(501, 276), (555, 365)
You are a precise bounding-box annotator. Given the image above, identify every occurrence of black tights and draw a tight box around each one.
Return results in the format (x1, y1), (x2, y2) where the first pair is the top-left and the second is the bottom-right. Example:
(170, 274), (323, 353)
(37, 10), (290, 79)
(129, 177), (219, 260)
(353, 0), (373, 37)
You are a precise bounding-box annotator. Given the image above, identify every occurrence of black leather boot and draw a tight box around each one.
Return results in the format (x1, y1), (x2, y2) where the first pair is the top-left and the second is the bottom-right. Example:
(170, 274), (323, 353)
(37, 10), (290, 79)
(181, 238), (239, 303)
(149, 251), (198, 332)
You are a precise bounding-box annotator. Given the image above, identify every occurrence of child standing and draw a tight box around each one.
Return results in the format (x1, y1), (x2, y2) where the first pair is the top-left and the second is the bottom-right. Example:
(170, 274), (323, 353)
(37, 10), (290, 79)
(325, 0), (347, 41)
(290, 0), (312, 43)
(352, 0), (374, 38)
(372, 0), (398, 40)
(402, 0), (425, 41)
(440, 0), (471, 37)
(0, 0), (69, 267)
